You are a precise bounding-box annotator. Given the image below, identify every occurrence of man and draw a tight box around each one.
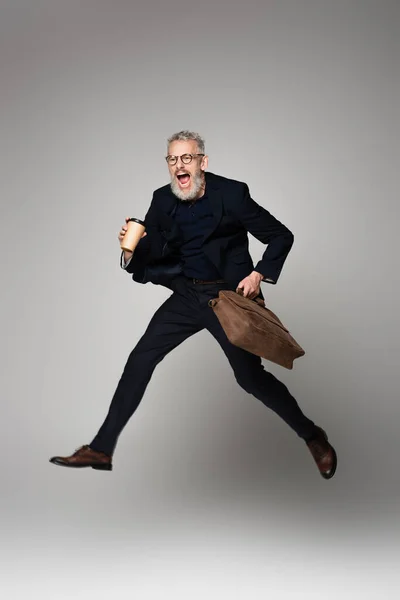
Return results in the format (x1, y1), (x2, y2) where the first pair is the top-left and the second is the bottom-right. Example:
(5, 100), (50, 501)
(50, 130), (337, 479)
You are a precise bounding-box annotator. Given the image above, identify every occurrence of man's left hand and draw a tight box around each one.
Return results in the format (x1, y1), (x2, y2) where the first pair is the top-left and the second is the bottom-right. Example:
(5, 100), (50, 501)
(236, 271), (264, 299)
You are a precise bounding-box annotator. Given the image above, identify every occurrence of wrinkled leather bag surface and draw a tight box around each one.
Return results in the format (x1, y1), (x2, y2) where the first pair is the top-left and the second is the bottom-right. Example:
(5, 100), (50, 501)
(208, 290), (305, 369)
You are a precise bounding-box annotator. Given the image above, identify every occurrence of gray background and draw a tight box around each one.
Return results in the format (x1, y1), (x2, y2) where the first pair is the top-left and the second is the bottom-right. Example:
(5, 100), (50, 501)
(1, 0), (399, 598)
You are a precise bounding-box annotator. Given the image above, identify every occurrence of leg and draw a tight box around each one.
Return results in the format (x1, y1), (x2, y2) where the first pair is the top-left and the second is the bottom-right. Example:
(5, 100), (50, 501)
(202, 306), (318, 440)
(90, 291), (203, 455)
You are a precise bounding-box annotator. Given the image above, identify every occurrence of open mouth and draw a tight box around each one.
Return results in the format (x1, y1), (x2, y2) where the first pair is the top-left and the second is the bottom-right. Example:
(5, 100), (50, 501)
(176, 173), (191, 187)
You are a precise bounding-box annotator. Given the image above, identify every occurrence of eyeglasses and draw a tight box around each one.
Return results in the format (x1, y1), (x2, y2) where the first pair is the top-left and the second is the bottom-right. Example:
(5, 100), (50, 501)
(165, 153), (205, 166)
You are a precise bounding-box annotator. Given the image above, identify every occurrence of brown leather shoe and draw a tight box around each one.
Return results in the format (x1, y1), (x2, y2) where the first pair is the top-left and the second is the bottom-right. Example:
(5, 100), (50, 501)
(49, 445), (112, 471)
(306, 427), (337, 479)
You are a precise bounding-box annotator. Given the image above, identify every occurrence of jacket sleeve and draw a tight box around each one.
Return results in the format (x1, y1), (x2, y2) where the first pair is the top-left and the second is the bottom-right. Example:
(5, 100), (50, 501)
(232, 183), (294, 284)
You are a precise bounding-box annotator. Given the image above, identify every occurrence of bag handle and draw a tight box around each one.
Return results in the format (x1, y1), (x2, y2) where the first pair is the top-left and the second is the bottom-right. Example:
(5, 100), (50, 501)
(209, 289), (265, 308)
(235, 287), (265, 307)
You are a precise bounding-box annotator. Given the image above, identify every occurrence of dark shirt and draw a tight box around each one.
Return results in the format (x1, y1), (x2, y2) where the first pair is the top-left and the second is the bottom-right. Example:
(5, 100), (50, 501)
(174, 190), (221, 279)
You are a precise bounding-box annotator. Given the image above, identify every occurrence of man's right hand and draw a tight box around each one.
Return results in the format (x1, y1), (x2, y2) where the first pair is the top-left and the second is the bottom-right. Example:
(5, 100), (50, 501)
(118, 216), (147, 261)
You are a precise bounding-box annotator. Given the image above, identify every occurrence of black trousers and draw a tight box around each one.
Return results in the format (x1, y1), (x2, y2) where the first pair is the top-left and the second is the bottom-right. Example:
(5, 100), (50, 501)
(90, 276), (317, 456)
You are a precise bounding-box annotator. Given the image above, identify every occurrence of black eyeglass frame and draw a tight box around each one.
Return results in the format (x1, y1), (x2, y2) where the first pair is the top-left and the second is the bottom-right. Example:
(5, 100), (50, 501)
(165, 153), (205, 165)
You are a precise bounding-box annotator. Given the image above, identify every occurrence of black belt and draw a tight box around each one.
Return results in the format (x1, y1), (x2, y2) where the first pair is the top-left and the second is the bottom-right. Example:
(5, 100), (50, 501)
(191, 278), (226, 284)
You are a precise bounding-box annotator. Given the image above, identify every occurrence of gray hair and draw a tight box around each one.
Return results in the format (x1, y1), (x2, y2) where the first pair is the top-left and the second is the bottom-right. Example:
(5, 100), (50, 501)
(167, 130), (205, 154)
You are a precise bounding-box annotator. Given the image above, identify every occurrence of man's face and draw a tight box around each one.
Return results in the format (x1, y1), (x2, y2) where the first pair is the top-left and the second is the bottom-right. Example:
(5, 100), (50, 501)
(167, 140), (208, 201)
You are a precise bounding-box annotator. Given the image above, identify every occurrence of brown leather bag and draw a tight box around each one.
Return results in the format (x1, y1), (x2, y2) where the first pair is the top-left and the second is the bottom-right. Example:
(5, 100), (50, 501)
(208, 289), (305, 369)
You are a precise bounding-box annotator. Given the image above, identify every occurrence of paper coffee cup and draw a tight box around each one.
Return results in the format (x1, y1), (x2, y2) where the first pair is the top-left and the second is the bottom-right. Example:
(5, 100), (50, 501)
(120, 218), (146, 252)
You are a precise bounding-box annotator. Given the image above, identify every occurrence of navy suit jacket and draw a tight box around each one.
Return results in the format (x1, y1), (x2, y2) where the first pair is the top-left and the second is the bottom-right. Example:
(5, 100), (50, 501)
(121, 171), (294, 291)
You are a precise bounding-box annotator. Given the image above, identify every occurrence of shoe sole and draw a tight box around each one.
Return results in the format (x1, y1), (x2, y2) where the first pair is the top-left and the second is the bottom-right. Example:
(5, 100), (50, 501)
(92, 464), (112, 471)
(49, 459), (112, 471)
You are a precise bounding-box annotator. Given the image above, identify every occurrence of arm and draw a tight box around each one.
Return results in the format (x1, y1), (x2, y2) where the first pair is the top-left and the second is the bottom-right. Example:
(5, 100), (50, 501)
(120, 193), (165, 274)
(233, 183), (294, 284)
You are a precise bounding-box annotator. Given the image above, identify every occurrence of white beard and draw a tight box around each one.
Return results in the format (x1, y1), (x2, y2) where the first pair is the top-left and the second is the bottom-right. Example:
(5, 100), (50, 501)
(170, 169), (205, 201)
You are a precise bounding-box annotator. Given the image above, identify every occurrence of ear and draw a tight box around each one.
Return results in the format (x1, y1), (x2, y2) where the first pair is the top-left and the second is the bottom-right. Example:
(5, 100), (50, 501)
(201, 154), (209, 170)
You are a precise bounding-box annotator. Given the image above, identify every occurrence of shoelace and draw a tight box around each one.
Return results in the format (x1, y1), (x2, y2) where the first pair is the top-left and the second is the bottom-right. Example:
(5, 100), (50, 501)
(73, 445), (90, 454)
(74, 445), (110, 458)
